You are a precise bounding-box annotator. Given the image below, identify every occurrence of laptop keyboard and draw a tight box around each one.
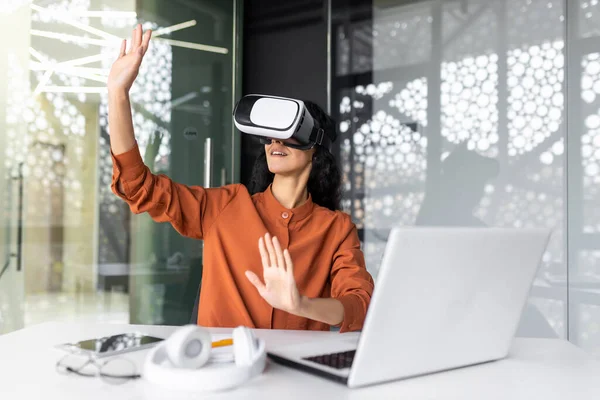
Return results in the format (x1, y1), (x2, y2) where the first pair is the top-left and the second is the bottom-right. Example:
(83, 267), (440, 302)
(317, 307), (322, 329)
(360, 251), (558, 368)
(302, 350), (356, 369)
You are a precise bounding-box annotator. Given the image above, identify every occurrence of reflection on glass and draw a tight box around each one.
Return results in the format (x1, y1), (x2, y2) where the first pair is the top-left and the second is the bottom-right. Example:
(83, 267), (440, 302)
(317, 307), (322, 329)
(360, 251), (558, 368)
(416, 144), (499, 227)
(573, 0), (600, 355)
(333, 0), (568, 344)
(0, 0), (237, 334)
(333, 0), (600, 355)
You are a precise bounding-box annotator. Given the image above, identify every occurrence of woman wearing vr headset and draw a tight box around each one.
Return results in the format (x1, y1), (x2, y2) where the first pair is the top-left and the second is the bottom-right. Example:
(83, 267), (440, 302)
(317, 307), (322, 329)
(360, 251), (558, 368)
(108, 25), (373, 333)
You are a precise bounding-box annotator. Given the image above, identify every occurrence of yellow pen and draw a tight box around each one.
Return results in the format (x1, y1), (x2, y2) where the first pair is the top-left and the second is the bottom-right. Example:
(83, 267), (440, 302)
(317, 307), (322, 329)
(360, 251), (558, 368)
(212, 338), (233, 348)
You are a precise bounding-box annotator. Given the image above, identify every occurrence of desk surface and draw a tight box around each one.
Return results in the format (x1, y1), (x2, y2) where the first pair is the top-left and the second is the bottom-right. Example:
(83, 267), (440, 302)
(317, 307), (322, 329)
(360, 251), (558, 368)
(1, 322), (599, 400)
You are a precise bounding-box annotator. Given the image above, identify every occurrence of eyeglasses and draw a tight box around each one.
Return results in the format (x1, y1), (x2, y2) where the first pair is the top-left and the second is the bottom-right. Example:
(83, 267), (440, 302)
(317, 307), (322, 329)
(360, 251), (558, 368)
(258, 137), (315, 151)
(56, 354), (140, 384)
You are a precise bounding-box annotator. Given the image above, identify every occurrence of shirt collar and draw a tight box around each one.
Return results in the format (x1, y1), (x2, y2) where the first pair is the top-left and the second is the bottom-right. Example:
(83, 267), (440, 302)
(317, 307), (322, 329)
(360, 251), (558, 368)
(263, 184), (314, 222)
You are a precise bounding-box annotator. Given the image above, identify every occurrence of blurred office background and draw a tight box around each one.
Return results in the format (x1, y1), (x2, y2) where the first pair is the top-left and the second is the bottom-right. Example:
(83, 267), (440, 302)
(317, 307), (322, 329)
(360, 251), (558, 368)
(0, 0), (599, 358)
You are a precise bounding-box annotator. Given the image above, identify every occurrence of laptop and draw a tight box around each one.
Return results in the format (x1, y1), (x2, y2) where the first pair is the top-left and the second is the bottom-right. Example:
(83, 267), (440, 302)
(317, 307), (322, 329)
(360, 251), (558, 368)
(267, 227), (551, 388)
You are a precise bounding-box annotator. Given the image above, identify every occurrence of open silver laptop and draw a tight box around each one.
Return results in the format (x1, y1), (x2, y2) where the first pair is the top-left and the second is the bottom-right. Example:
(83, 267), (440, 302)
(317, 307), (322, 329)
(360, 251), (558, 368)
(267, 227), (551, 388)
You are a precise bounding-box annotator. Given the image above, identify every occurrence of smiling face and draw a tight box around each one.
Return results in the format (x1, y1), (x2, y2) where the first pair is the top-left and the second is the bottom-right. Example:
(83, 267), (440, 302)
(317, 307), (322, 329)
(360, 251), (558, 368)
(265, 138), (316, 176)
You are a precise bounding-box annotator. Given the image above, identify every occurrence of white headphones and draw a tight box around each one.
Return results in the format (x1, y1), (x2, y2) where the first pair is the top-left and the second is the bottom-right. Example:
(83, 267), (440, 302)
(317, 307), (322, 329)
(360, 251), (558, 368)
(143, 325), (266, 392)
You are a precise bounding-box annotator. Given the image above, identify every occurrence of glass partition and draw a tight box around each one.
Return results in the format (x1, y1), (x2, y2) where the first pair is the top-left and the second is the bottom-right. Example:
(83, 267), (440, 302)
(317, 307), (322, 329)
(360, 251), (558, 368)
(0, 0), (241, 333)
(331, 0), (600, 353)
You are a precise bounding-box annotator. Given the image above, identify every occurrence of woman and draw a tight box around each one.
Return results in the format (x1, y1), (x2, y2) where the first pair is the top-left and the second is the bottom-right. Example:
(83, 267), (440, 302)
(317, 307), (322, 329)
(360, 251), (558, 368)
(107, 25), (373, 332)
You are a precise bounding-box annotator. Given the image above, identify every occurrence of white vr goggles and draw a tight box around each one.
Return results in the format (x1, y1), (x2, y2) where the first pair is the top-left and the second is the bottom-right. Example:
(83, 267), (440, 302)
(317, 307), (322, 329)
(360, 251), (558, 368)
(233, 94), (333, 151)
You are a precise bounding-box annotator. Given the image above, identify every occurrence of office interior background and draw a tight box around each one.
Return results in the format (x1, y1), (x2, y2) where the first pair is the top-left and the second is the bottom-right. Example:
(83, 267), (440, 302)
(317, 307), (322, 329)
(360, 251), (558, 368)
(0, 0), (599, 358)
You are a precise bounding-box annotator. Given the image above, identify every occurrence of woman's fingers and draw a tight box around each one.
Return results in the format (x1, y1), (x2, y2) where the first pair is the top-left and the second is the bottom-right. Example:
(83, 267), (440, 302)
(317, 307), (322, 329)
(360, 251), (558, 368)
(134, 24), (142, 49)
(258, 237), (270, 269)
(118, 39), (126, 58)
(128, 26), (136, 53)
(272, 236), (286, 272)
(245, 271), (266, 294)
(127, 24), (146, 53)
(137, 25), (144, 51)
(141, 29), (152, 55)
(264, 233), (278, 268)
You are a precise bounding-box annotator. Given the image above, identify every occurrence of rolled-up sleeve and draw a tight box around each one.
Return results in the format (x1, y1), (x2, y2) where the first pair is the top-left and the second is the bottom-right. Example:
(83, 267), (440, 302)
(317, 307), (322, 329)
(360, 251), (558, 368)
(110, 142), (239, 240)
(330, 217), (374, 333)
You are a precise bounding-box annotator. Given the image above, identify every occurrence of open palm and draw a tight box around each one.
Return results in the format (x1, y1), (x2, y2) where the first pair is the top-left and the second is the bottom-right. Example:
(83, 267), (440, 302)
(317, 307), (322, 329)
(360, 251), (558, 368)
(107, 24), (152, 93)
(245, 233), (302, 314)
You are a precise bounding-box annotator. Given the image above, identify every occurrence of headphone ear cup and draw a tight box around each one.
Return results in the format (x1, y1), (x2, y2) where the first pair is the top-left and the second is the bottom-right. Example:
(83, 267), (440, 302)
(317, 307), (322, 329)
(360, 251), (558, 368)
(165, 325), (212, 369)
(232, 326), (258, 367)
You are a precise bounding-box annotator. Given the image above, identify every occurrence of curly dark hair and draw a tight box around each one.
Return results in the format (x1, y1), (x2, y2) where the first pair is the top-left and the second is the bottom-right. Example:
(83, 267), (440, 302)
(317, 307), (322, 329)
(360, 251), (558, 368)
(247, 100), (341, 211)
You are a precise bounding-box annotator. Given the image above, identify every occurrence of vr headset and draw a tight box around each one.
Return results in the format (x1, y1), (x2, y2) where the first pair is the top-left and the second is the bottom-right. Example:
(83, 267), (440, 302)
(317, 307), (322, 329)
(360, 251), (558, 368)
(233, 94), (332, 151)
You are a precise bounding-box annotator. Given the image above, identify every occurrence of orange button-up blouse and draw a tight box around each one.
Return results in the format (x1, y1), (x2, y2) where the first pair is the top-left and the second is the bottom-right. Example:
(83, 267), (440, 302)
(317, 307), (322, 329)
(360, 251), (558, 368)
(111, 144), (374, 332)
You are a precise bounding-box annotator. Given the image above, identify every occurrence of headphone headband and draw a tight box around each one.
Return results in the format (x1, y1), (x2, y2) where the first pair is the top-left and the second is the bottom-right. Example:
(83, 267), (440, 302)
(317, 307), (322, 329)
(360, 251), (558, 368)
(143, 326), (267, 392)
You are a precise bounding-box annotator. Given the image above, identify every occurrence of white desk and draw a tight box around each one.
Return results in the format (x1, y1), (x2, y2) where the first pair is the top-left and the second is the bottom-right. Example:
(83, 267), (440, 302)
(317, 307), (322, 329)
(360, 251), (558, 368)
(1, 322), (599, 399)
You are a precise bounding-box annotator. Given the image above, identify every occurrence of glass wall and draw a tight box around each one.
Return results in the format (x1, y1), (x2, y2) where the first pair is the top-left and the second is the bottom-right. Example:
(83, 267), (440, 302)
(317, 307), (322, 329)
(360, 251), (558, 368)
(0, 0), (241, 333)
(332, 0), (599, 356)
(567, 0), (600, 355)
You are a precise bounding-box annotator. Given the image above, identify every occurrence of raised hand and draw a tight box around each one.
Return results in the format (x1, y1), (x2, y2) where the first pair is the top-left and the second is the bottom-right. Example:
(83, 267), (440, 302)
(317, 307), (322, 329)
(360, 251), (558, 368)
(245, 233), (302, 314)
(107, 24), (152, 94)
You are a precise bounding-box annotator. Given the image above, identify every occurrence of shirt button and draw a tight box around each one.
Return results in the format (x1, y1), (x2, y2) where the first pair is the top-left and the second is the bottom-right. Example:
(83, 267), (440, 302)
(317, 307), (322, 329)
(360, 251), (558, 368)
(281, 212), (289, 219)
